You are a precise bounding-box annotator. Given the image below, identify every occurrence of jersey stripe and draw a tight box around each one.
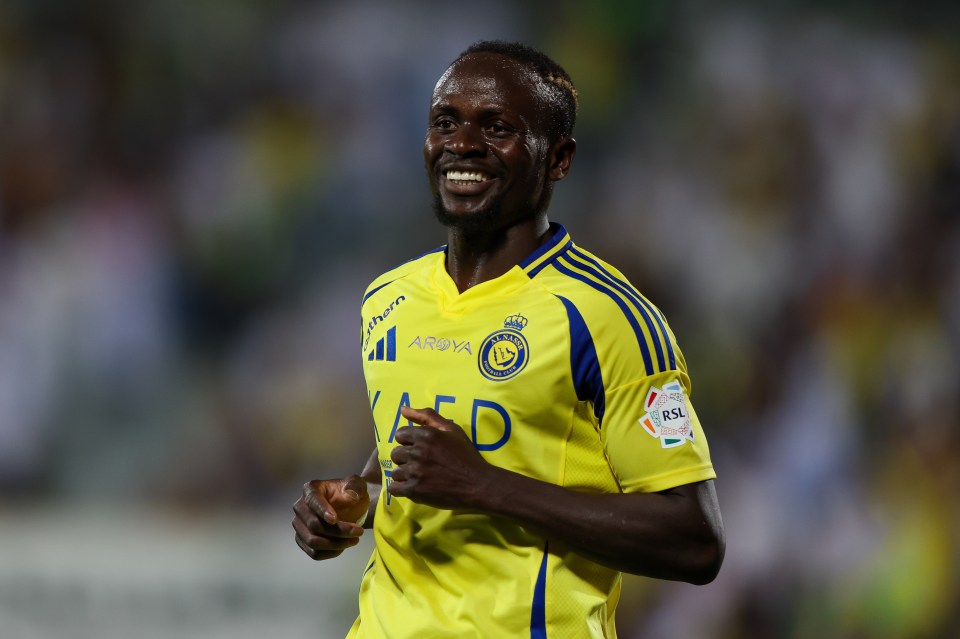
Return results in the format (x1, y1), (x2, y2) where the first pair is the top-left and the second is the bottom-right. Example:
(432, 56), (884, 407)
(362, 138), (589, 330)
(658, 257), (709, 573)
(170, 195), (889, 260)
(530, 543), (549, 639)
(527, 238), (572, 278)
(556, 295), (605, 423)
(362, 280), (395, 305)
(405, 245), (447, 263)
(553, 256), (656, 376)
(361, 246), (445, 305)
(566, 248), (676, 372)
(522, 223), (572, 278)
(362, 559), (375, 577)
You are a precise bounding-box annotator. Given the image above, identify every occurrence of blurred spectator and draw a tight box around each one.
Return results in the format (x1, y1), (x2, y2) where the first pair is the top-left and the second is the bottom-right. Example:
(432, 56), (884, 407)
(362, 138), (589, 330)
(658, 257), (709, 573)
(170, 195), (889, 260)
(1, 1), (958, 637)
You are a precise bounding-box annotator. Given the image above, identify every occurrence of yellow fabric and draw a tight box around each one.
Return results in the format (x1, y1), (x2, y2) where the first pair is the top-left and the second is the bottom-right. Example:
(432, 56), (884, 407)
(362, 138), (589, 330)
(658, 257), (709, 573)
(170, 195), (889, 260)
(350, 226), (715, 638)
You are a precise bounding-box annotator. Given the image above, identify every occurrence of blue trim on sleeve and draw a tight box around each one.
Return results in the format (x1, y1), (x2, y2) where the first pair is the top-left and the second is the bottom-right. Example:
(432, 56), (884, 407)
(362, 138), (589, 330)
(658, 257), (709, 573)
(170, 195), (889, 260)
(554, 257), (656, 376)
(556, 295), (606, 423)
(530, 543), (549, 639)
(358, 558), (376, 594)
(567, 247), (676, 372)
(362, 559), (375, 577)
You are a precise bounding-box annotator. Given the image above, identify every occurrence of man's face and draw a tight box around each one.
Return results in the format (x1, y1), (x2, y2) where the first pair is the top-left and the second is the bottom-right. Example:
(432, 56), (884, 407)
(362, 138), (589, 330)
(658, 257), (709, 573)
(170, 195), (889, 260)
(424, 53), (553, 233)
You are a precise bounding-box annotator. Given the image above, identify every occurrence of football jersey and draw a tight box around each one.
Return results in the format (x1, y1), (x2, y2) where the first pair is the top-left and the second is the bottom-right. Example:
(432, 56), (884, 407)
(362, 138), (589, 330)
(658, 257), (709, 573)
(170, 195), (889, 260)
(349, 223), (715, 639)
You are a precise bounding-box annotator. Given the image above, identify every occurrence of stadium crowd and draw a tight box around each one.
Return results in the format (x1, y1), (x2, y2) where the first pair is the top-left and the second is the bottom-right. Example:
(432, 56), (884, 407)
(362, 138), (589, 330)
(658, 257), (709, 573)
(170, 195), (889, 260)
(1, 1), (957, 637)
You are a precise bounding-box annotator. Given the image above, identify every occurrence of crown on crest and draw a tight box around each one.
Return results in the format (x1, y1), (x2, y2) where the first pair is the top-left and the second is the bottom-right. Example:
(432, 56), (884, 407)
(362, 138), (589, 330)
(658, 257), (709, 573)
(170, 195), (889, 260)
(503, 313), (528, 331)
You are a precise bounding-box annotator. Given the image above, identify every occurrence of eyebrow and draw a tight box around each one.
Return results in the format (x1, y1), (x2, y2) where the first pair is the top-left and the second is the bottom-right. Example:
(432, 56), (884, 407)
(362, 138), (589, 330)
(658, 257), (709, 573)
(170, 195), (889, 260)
(429, 102), (510, 118)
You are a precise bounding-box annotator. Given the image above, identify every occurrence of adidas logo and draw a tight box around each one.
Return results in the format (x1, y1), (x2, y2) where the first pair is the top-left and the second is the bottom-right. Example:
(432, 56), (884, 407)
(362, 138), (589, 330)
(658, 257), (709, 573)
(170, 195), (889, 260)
(367, 326), (397, 362)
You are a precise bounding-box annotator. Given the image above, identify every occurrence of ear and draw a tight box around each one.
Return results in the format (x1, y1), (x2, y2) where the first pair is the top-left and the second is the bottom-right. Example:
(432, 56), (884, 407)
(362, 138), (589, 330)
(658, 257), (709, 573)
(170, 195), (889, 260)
(547, 136), (577, 182)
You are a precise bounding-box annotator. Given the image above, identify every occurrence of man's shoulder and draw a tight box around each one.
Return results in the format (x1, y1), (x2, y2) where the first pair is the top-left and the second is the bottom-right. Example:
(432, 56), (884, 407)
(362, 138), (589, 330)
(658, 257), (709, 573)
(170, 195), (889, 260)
(535, 244), (672, 352)
(536, 242), (678, 374)
(537, 243), (646, 308)
(361, 246), (445, 307)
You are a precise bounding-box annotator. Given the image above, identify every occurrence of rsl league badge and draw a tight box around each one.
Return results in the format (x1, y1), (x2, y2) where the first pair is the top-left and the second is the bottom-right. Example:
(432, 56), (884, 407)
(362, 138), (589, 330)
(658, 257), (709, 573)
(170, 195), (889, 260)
(639, 381), (695, 448)
(478, 314), (529, 381)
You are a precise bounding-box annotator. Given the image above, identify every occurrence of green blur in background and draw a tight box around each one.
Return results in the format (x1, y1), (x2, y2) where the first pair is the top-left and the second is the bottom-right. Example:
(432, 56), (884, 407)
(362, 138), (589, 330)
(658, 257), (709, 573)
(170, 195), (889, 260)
(1, 1), (958, 637)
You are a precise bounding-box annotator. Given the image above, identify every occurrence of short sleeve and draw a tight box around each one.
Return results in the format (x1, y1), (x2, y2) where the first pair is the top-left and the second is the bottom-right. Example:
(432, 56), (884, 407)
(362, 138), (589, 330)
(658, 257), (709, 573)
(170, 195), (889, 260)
(545, 245), (716, 493)
(601, 368), (715, 493)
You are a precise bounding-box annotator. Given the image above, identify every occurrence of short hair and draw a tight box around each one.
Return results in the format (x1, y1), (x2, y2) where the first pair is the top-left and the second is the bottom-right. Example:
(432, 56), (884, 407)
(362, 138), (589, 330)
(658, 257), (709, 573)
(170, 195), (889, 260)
(452, 40), (578, 140)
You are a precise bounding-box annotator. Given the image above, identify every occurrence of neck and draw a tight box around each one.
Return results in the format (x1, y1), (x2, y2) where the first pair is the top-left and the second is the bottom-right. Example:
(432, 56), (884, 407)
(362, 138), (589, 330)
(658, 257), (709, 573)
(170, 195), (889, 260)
(445, 215), (551, 293)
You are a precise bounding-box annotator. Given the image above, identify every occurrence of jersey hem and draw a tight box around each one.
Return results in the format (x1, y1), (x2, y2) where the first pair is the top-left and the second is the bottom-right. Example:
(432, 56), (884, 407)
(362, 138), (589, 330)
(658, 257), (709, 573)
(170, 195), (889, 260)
(620, 465), (716, 494)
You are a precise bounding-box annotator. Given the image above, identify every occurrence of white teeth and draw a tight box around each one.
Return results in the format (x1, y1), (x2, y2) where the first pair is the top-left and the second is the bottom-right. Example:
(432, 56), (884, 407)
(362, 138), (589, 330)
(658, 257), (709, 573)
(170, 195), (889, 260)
(446, 170), (488, 182)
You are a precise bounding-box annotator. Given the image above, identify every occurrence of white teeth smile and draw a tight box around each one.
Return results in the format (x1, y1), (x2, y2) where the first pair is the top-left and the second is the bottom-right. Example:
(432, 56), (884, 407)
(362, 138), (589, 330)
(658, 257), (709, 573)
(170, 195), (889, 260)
(446, 170), (489, 183)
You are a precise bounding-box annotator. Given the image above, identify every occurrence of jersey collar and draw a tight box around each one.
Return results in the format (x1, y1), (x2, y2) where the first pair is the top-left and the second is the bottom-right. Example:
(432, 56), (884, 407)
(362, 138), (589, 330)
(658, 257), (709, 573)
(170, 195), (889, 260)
(429, 223), (573, 309)
(519, 222), (573, 278)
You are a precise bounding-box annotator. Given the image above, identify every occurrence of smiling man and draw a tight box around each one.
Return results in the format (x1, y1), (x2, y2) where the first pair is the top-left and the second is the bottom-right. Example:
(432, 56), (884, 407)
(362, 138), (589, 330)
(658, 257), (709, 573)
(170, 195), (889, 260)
(293, 41), (724, 639)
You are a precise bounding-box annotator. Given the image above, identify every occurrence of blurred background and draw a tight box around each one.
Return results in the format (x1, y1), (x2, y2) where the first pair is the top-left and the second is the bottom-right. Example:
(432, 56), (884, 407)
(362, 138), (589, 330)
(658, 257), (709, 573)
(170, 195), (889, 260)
(1, 0), (958, 637)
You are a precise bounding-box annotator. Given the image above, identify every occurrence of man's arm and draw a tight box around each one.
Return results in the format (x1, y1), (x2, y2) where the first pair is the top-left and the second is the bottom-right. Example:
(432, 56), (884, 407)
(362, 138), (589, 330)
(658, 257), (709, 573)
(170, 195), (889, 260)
(292, 448), (382, 560)
(389, 407), (724, 584)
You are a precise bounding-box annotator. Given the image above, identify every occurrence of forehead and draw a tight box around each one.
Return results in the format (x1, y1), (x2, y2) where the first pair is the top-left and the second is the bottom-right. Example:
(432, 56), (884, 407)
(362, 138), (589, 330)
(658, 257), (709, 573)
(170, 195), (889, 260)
(431, 52), (545, 114)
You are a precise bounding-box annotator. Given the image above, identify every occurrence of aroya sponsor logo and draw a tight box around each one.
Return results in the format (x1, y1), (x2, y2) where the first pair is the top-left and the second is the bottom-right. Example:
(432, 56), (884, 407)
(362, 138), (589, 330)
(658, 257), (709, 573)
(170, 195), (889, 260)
(363, 295), (405, 350)
(408, 336), (472, 354)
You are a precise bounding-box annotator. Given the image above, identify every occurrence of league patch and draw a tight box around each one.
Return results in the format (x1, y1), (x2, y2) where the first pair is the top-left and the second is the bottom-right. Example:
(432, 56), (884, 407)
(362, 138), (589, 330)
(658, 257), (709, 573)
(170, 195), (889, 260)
(478, 314), (529, 381)
(638, 381), (694, 448)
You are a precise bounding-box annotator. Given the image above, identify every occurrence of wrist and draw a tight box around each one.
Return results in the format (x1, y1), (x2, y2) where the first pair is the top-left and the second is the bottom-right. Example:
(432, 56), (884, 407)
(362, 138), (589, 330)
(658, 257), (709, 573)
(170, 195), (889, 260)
(465, 463), (516, 513)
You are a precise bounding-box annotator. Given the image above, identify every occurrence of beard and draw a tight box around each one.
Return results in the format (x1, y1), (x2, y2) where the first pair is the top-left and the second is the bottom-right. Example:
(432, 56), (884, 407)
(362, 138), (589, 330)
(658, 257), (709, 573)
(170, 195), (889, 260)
(431, 193), (503, 236)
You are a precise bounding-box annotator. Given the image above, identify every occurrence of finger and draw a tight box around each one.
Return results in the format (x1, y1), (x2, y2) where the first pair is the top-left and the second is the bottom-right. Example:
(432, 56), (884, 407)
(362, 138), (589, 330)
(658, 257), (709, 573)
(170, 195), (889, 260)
(295, 533), (353, 561)
(294, 500), (364, 537)
(293, 499), (326, 535)
(292, 515), (363, 546)
(393, 425), (420, 446)
(390, 442), (412, 465)
(386, 476), (408, 498)
(400, 406), (458, 432)
(399, 405), (429, 426)
(390, 465), (407, 483)
(342, 474), (367, 502)
(302, 482), (338, 525)
(296, 533), (337, 560)
(393, 425), (432, 449)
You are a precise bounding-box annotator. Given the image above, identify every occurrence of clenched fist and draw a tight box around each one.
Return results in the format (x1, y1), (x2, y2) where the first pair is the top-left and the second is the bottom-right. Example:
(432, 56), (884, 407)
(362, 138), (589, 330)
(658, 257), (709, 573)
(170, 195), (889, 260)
(292, 475), (370, 560)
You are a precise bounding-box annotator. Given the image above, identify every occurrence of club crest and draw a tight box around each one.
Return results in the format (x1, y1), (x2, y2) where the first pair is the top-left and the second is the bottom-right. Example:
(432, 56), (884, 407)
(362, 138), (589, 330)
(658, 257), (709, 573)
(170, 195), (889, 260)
(478, 314), (529, 381)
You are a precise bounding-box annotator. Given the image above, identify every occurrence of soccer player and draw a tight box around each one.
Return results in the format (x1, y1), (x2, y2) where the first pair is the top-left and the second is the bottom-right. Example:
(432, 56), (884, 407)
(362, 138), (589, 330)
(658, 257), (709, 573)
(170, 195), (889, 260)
(292, 40), (724, 638)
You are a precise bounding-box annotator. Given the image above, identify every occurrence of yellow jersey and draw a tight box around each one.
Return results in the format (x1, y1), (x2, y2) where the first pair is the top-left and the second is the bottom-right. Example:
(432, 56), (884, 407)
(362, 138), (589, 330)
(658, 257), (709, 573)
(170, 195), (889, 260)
(350, 224), (715, 638)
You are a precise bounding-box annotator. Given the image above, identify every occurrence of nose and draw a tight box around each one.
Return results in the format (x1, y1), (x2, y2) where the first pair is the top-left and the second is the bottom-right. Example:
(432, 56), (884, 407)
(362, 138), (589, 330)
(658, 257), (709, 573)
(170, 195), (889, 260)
(446, 122), (485, 157)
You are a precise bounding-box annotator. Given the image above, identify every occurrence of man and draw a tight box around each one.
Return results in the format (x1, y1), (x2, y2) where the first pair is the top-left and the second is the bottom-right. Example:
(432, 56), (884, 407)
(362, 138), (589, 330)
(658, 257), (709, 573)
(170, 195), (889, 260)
(293, 40), (724, 638)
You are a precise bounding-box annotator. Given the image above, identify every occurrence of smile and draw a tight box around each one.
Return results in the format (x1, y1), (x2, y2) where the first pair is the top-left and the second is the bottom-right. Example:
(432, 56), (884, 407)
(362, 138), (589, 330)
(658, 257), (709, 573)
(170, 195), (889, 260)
(445, 170), (492, 184)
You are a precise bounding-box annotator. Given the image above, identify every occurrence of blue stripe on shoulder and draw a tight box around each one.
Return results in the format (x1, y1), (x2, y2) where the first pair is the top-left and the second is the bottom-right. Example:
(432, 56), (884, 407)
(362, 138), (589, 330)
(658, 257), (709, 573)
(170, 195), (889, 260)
(556, 295), (605, 423)
(362, 280), (394, 305)
(520, 222), (568, 271)
(406, 245), (447, 263)
(361, 246), (445, 305)
(554, 257), (655, 376)
(530, 543), (549, 639)
(567, 247), (676, 372)
(527, 239), (572, 278)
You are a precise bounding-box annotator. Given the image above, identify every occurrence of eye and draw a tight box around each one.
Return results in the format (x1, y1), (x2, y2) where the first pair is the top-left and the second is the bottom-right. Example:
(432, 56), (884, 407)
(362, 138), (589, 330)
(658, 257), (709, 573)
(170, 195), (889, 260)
(486, 122), (511, 136)
(432, 117), (456, 131)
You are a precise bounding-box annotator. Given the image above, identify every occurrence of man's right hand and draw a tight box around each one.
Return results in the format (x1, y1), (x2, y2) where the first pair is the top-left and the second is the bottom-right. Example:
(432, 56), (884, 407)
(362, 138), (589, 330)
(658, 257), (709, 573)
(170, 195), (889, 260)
(292, 475), (370, 560)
